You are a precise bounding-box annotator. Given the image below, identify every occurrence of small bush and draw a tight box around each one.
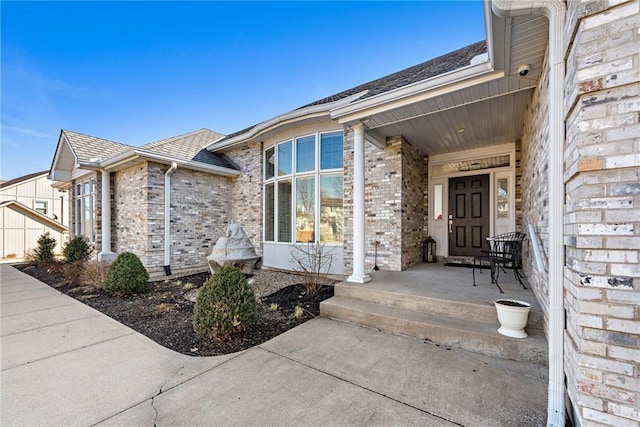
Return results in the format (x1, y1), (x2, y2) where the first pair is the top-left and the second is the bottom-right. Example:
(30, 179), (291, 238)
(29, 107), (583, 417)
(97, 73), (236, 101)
(63, 236), (92, 264)
(82, 260), (111, 288)
(63, 261), (85, 283)
(33, 232), (56, 264)
(103, 252), (148, 295)
(193, 266), (256, 340)
(289, 242), (335, 294)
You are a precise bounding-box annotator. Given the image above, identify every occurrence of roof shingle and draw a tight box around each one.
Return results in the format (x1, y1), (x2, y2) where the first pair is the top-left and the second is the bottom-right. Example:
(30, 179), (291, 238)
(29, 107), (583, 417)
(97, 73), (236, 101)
(62, 130), (133, 162)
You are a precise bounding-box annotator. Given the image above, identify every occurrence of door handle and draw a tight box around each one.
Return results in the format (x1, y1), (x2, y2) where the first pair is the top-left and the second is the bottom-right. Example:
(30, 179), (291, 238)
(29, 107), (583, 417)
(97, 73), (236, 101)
(449, 220), (453, 233)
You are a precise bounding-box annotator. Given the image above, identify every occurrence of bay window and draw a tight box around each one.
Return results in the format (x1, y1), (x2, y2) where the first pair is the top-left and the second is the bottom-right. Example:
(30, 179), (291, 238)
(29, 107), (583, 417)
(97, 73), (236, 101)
(264, 131), (343, 245)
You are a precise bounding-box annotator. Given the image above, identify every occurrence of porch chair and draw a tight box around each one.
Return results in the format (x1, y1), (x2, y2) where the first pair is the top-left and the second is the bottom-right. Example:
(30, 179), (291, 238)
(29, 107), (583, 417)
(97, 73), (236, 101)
(472, 232), (527, 293)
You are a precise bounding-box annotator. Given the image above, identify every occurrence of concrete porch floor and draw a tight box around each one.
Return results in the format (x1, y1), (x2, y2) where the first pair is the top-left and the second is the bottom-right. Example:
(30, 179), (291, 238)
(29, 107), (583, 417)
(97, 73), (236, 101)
(359, 262), (542, 314)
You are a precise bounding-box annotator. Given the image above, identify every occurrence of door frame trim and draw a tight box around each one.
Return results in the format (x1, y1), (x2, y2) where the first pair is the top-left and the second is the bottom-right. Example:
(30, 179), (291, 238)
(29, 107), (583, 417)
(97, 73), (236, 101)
(428, 143), (516, 258)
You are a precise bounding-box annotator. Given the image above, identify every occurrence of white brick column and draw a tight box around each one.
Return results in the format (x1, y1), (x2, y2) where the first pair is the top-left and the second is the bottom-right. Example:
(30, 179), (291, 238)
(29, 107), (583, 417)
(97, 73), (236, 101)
(348, 123), (371, 283)
(98, 169), (115, 262)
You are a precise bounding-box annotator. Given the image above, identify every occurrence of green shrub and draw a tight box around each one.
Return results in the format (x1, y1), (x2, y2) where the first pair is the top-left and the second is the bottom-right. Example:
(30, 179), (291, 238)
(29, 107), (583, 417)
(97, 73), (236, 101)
(34, 232), (56, 264)
(193, 266), (256, 340)
(103, 252), (148, 295)
(63, 236), (92, 264)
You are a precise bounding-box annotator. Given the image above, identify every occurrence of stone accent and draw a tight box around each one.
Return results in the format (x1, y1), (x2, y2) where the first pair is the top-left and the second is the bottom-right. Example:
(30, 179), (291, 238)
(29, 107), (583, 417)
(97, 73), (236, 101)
(343, 130), (427, 274)
(523, 1), (640, 425)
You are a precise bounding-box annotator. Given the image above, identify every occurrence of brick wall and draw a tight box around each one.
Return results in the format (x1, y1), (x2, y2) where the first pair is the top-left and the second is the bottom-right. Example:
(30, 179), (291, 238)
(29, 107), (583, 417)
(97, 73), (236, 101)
(161, 164), (232, 277)
(343, 129), (427, 274)
(227, 142), (263, 255)
(401, 136), (427, 269)
(563, 1), (640, 425)
(521, 53), (551, 324)
(111, 161), (233, 277)
(112, 163), (149, 262)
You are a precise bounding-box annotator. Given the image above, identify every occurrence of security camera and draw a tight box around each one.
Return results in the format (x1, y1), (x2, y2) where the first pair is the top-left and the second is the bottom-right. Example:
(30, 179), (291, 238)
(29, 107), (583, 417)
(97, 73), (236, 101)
(518, 64), (531, 77)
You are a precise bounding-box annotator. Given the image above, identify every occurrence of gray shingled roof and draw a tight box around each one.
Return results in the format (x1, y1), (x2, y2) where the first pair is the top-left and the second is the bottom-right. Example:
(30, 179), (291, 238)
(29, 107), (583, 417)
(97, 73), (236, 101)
(299, 41), (486, 108)
(219, 41), (487, 142)
(63, 130), (133, 162)
(141, 128), (237, 169)
(61, 128), (237, 171)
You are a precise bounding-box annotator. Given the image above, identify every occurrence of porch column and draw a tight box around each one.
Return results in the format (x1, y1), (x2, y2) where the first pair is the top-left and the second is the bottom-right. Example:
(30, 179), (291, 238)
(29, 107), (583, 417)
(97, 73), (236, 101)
(348, 123), (371, 283)
(98, 169), (116, 262)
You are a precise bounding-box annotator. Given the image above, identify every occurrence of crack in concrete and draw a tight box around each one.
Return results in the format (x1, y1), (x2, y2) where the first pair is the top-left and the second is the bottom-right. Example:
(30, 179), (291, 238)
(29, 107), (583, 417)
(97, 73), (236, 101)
(151, 389), (161, 427)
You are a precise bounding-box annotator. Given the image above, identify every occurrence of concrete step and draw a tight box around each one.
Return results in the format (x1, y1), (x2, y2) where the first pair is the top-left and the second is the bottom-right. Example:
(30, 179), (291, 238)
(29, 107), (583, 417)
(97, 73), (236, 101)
(334, 282), (545, 331)
(320, 296), (548, 365)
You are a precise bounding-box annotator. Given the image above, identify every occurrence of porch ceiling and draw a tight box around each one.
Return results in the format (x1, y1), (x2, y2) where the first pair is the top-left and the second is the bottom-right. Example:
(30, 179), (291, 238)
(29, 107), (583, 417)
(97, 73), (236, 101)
(365, 15), (549, 157)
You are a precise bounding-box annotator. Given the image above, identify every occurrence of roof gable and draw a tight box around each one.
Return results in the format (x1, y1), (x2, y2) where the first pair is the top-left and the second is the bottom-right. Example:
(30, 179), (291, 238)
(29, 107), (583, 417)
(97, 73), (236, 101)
(0, 170), (49, 189)
(62, 130), (133, 163)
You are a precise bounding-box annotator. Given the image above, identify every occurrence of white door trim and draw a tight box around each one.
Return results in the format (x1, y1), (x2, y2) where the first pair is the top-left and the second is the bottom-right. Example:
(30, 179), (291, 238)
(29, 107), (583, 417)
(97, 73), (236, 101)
(428, 144), (516, 258)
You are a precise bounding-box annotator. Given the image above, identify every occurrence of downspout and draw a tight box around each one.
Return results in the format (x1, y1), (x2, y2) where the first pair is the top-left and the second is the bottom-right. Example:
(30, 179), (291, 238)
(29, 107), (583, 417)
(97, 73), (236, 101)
(164, 162), (178, 276)
(491, 2), (566, 426)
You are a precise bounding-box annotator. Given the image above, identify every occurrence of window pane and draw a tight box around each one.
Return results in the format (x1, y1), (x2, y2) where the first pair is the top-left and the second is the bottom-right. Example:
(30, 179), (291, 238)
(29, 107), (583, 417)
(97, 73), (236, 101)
(265, 183), (275, 241)
(320, 132), (343, 170)
(296, 177), (315, 243)
(83, 181), (90, 195)
(75, 199), (82, 235)
(35, 201), (47, 215)
(83, 198), (90, 237)
(320, 175), (343, 243)
(265, 147), (275, 179)
(296, 136), (315, 173)
(497, 178), (509, 218)
(277, 180), (292, 242)
(433, 184), (443, 220)
(278, 141), (292, 176)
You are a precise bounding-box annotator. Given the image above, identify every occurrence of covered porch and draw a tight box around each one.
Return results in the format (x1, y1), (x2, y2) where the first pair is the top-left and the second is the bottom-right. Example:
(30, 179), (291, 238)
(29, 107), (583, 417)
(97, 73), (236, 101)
(321, 262), (547, 364)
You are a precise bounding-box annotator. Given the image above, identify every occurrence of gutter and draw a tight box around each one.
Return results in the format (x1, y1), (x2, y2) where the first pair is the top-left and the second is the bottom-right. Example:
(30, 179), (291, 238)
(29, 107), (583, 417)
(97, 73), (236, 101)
(86, 149), (240, 177)
(491, 1), (566, 426)
(330, 61), (497, 123)
(164, 162), (178, 276)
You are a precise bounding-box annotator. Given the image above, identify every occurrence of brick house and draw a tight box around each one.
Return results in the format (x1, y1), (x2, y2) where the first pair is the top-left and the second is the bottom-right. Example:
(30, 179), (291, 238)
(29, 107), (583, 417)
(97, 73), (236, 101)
(49, 128), (240, 277)
(48, 1), (638, 425)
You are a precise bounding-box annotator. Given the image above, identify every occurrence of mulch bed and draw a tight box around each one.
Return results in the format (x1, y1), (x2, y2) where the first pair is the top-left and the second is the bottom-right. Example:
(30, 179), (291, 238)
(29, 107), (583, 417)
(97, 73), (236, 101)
(14, 263), (333, 357)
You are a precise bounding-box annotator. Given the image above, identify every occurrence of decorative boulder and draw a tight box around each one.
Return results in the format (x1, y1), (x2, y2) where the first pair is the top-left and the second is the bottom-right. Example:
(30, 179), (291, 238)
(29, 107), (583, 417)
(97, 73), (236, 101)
(207, 219), (262, 274)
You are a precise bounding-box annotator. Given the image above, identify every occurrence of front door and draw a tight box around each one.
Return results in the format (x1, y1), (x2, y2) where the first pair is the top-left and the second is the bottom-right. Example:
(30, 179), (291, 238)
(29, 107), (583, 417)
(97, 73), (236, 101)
(448, 174), (490, 257)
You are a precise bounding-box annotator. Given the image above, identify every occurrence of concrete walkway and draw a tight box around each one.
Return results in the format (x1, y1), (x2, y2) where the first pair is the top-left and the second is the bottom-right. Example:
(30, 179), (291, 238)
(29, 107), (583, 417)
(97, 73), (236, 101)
(1, 264), (547, 426)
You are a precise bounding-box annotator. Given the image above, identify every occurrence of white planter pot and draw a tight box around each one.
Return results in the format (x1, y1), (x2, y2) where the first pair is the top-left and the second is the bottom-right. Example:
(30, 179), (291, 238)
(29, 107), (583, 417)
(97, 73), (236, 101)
(494, 299), (531, 338)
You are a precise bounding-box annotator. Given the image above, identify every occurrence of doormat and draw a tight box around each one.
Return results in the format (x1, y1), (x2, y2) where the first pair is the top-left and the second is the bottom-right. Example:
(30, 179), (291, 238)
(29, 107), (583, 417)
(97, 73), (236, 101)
(444, 262), (490, 269)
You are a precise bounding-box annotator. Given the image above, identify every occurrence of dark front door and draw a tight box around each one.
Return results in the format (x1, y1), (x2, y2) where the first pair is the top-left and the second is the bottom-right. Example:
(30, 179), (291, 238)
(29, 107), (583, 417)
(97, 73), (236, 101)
(448, 174), (490, 257)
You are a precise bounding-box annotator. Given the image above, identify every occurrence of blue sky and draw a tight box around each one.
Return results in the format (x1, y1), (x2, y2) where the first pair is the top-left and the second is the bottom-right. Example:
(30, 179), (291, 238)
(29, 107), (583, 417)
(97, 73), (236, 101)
(1, 1), (485, 181)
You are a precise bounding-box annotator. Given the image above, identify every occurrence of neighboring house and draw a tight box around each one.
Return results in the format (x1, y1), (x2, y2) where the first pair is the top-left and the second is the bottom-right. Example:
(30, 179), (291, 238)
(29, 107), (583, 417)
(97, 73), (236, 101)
(48, 1), (639, 425)
(0, 171), (69, 258)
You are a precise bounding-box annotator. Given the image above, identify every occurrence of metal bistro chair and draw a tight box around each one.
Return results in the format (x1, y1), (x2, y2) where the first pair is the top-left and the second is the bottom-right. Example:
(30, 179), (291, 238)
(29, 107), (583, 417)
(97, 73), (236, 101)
(472, 232), (527, 293)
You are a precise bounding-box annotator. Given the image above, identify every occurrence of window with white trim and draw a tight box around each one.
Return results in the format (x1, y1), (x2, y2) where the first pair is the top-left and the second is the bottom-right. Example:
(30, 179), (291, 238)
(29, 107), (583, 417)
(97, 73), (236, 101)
(75, 178), (96, 242)
(264, 131), (343, 244)
(34, 200), (48, 216)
